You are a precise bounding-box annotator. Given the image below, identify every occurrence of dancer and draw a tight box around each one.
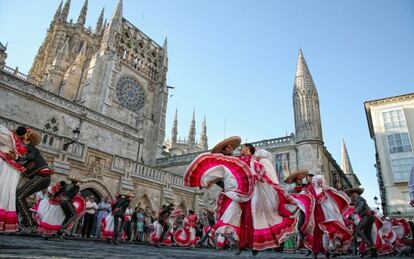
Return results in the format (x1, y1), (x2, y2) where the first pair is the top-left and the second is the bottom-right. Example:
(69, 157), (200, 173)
(34, 181), (85, 236)
(0, 125), (27, 232)
(16, 130), (53, 234)
(345, 187), (378, 258)
(56, 177), (80, 237)
(239, 143), (297, 254)
(251, 147), (279, 184)
(150, 204), (175, 246)
(304, 175), (352, 259)
(174, 210), (199, 247)
(211, 137), (255, 256)
(285, 169), (315, 255)
(198, 209), (216, 247)
(185, 136), (297, 256)
(101, 192), (134, 244)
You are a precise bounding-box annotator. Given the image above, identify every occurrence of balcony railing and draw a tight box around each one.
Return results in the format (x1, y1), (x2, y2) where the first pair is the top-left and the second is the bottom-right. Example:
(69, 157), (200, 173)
(1, 65), (40, 86)
(112, 155), (185, 187)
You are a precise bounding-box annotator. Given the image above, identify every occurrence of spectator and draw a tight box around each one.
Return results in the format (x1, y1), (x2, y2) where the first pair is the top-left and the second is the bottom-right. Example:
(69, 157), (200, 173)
(94, 196), (111, 238)
(124, 205), (134, 241)
(136, 208), (145, 241)
(82, 195), (98, 238)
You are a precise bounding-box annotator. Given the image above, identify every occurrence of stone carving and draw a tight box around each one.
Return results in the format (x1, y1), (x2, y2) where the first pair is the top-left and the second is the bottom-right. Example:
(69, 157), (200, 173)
(86, 155), (106, 179)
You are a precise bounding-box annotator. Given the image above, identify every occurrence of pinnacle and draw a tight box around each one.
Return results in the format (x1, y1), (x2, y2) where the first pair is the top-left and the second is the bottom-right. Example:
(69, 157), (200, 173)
(294, 49), (317, 91)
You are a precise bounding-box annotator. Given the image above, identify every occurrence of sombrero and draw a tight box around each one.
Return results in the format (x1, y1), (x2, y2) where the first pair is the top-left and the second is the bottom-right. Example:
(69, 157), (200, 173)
(211, 136), (241, 154)
(120, 191), (136, 198)
(344, 187), (364, 195)
(67, 175), (82, 183)
(27, 130), (42, 146)
(284, 170), (309, 184)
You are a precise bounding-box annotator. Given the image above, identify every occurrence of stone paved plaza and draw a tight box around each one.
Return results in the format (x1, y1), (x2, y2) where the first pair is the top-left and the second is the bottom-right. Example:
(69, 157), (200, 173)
(0, 234), (407, 259)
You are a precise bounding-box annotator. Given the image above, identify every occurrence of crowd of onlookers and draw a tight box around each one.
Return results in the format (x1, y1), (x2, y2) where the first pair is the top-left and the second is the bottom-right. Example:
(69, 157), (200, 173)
(61, 195), (207, 243)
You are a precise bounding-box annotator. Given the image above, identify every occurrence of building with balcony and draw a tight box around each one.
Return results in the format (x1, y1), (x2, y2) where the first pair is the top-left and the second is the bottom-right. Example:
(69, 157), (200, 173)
(365, 93), (414, 219)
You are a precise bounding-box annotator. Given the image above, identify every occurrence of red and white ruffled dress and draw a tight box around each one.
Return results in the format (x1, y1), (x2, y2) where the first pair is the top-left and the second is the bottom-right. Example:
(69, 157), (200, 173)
(149, 208), (181, 246)
(149, 221), (173, 246)
(347, 208), (393, 256)
(33, 183), (86, 235)
(185, 153), (297, 251)
(303, 183), (352, 254)
(0, 126), (27, 232)
(174, 214), (199, 247)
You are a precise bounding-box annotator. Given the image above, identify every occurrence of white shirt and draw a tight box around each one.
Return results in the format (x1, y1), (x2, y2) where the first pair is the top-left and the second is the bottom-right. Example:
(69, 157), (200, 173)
(85, 200), (98, 214)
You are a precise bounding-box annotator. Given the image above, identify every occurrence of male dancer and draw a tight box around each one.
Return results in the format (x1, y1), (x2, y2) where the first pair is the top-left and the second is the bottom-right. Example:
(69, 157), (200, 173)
(56, 177), (80, 237)
(285, 170), (312, 255)
(112, 192), (134, 244)
(16, 130), (53, 234)
(345, 187), (377, 258)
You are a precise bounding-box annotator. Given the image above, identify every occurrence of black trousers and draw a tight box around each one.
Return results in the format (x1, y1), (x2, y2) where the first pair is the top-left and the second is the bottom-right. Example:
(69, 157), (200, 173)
(356, 215), (375, 248)
(124, 221), (133, 241)
(60, 197), (76, 232)
(113, 211), (125, 241)
(16, 175), (51, 227)
(81, 213), (95, 238)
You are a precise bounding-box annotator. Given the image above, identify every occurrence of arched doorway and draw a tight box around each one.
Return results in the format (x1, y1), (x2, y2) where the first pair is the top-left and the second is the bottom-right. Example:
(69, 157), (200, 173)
(178, 202), (187, 215)
(80, 188), (101, 203)
(136, 194), (153, 211)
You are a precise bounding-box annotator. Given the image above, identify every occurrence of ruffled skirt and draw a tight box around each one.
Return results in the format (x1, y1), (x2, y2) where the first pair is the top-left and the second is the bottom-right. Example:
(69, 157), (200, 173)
(0, 158), (20, 232)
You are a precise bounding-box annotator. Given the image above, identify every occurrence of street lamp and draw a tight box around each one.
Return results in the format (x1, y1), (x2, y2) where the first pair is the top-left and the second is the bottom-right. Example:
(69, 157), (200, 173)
(63, 127), (81, 150)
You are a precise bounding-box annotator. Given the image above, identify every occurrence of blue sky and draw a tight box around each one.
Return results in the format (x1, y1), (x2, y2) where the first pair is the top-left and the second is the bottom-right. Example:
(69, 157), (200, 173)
(1, 0), (413, 207)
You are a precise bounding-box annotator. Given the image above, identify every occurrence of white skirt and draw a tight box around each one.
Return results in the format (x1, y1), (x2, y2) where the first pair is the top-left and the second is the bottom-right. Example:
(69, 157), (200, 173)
(35, 198), (66, 234)
(0, 158), (20, 232)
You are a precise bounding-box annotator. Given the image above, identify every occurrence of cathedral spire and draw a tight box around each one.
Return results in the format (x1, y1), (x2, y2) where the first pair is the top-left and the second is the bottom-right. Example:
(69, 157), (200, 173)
(95, 7), (104, 34)
(187, 108), (196, 145)
(171, 108), (178, 145)
(340, 140), (354, 174)
(199, 116), (208, 151)
(77, 0), (88, 26)
(294, 49), (317, 91)
(61, 0), (71, 22)
(293, 49), (323, 143)
(109, 0), (123, 32)
(101, 0), (122, 50)
(162, 37), (168, 68)
(53, 1), (63, 22)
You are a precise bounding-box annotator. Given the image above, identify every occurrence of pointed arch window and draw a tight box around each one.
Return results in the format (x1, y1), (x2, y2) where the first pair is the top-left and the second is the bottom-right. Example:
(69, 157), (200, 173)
(42, 117), (59, 146)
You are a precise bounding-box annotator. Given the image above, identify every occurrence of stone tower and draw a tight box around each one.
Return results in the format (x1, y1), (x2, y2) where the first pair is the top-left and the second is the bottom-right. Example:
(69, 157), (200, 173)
(187, 109), (196, 148)
(199, 116), (208, 151)
(341, 140), (361, 187)
(28, 0), (169, 165)
(293, 50), (325, 177)
(171, 109), (178, 145)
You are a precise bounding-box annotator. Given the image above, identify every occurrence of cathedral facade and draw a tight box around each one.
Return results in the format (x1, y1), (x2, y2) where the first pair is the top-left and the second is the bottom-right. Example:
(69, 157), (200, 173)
(0, 0), (201, 213)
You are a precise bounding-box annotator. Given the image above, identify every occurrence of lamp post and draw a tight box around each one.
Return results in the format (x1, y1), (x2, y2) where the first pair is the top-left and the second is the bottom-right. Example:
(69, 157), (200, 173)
(135, 128), (145, 172)
(63, 127), (81, 150)
(373, 196), (387, 216)
(373, 196), (379, 205)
